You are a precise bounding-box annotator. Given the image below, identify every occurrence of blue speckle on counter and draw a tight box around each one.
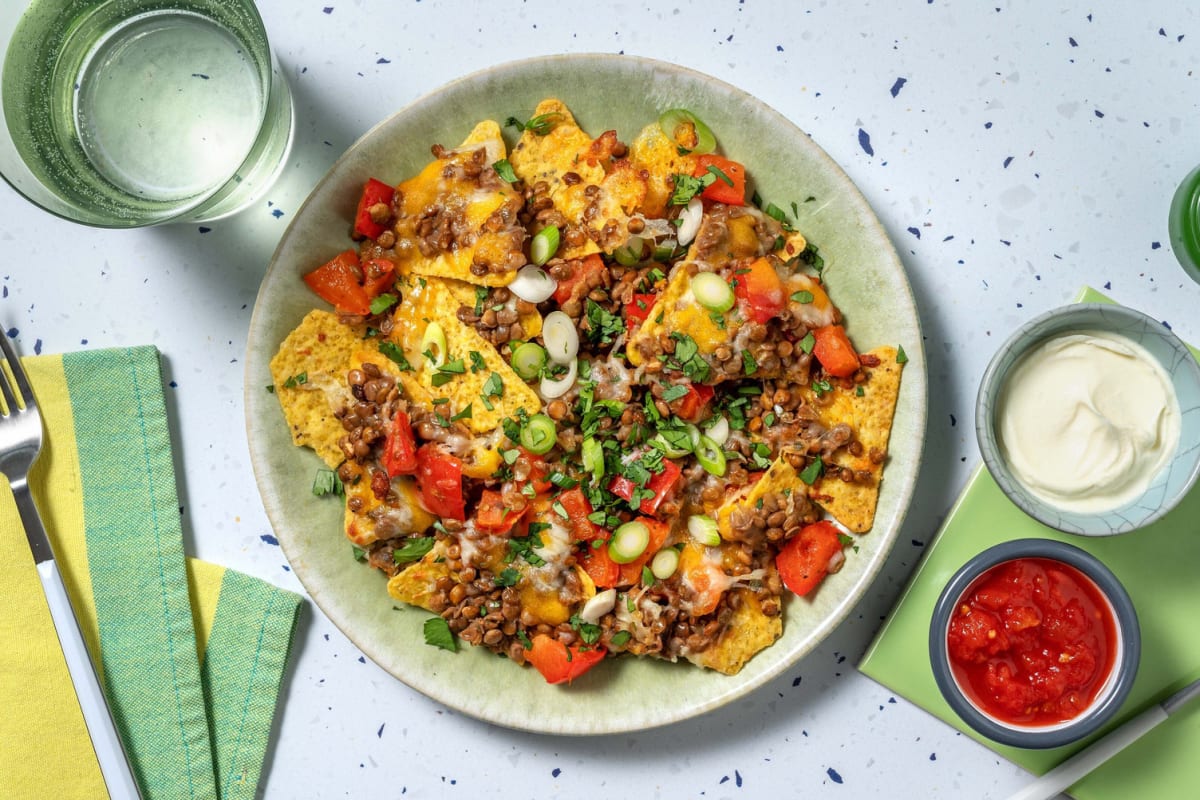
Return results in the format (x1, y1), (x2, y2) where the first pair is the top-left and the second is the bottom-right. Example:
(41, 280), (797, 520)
(985, 121), (993, 129)
(1069, 36), (1078, 47)
(776, 45), (784, 51)
(6, 327), (18, 338)
(377, 57), (391, 64)
(827, 767), (843, 784)
(912, 538), (925, 547)
(1003, 156), (1014, 168)
(1095, 109), (1105, 118)
(198, 226), (211, 234)
(323, 6), (333, 13)
(377, 723), (385, 738)
(272, 209), (285, 218)
(889, 697), (897, 703)
(857, 128), (874, 156)
(33, 339), (42, 355)
(890, 77), (907, 97)
(1151, 241), (1161, 249)
(1104, 281), (1112, 289)
(552, 768), (562, 777)
(282, 565), (290, 572)
(907, 226), (920, 239)
(169, 380), (178, 388)
(358, 656), (366, 663)
(792, 675), (802, 687)
(261, 534), (280, 546)
(736, 770), (743, 787)
(950, 413), (957, 426)
(930, 753), (937, 761)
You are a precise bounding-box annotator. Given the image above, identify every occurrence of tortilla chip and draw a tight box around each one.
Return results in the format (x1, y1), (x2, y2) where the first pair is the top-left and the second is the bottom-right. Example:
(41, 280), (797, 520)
(387, 276), (543, 435)
(714, 456), (804, 539)
(344, 475), (436, 548)
(439, 275), (542, 339)
(686, 587), (782, 674)
(627, 121), (699, 218)
(269, 310), (361, 468)
(386, 541), (454, 612)
(390, 120), (525, 287)
(805, 346), (904, 533)
(509, 99), (646, 258)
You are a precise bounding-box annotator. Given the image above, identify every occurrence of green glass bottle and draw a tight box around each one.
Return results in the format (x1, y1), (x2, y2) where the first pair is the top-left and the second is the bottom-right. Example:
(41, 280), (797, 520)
(1168, 165), (1200, 285)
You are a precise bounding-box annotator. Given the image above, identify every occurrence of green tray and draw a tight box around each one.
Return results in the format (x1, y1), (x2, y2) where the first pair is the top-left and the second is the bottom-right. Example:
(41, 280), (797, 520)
(859, 287), (1200, 799)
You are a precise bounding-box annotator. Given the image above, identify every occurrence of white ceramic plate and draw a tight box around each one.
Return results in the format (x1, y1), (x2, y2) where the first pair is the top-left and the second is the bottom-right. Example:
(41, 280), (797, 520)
(245, 54), (927, 734)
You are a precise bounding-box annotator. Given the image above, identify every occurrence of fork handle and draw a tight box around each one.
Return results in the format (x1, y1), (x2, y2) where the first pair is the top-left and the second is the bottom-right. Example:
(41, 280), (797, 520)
(36, 551), (144, 799)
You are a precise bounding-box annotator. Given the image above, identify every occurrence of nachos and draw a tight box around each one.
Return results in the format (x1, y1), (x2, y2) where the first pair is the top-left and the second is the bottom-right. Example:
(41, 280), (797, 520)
(271, 101), (905, 682)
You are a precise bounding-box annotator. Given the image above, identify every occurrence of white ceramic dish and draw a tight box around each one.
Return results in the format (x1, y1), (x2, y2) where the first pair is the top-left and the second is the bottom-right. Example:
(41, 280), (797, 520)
(244, 54), (927, 734)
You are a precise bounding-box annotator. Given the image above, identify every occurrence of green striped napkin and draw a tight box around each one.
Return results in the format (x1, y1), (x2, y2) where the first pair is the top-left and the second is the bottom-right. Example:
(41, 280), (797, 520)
(0, 346), (302, 799)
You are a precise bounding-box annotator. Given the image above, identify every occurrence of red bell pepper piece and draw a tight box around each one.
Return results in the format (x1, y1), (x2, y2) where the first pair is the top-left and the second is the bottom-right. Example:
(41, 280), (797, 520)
(525, 633), (606, 685)
(732, 256), (786, 324)
(579, 541), (621, 589)
(474, 489), (522, 534)
(776, 520), (844, 596)
(812, 325), (862, 378)
(354, 177), (395, 240)
(382, 410), (418, 476)
(616, 517), (670, 586)
(302, 250), (395, 316)
(607, 456), (682, 516)
(553, 253), (605, 306)
(624, 292), (658, 335)
(557, 487), (602, 542)
(415, 444), (466, 521)
(692, 154), (746, 206)
(673, 382), (714, 422)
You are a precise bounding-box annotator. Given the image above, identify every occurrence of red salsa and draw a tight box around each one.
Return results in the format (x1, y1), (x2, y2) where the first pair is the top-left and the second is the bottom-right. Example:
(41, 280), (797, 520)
(946, 557), (1117, 727)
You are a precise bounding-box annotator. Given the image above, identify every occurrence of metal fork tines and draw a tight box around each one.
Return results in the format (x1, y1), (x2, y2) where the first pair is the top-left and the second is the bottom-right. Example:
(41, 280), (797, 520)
(0, 334), (143, 799)
(0, 333), (52, 562)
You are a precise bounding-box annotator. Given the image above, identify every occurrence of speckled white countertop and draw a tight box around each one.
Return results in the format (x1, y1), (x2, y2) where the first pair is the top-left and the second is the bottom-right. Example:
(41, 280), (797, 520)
(4, 1), (1198, 797)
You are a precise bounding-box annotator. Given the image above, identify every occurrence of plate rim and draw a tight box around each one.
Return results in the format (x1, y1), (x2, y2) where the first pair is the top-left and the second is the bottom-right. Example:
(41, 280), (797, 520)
(244, 52), (929, 734)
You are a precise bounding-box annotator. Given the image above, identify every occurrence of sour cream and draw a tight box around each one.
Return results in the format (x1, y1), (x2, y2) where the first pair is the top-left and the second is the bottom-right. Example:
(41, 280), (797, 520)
(996, 330), (1180, 513)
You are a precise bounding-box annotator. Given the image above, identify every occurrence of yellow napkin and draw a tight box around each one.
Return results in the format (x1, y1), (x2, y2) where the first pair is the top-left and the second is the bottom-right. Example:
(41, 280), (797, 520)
(0, 346), (302, 799)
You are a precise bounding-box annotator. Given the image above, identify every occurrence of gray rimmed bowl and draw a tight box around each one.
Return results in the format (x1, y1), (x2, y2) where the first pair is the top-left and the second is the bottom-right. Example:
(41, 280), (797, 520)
(929, 538), (1140, 749)
(976, 302), (1200, 536)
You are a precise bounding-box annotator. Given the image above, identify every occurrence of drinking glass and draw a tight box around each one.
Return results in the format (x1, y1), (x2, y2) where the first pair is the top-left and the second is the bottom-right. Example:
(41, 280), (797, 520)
(0, 0), (294, 227)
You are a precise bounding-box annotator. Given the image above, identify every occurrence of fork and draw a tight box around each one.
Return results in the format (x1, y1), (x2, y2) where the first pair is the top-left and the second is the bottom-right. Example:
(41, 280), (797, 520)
(0, 334), (142, 800)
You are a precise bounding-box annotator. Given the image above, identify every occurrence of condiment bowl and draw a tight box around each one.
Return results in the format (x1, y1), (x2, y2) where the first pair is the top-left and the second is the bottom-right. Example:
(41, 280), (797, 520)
(929, 538), (1140, 749)
(976, 302), (1200, 536)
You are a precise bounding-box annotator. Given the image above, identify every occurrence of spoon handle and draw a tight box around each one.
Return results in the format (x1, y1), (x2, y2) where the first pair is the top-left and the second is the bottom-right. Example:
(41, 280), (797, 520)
(1005, 676), (1200, 800)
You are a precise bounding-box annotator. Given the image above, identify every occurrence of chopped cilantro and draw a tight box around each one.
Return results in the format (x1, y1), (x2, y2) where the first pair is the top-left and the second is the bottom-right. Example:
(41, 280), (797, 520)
(379, 341), (413, 371)
(570, 614), (603, 644)
(799, 456), (825, 485)
(516, 630), (533, 649)
(450, 404), (473, 422)
(584, 300), (624, 345)
(482, 371), (505, 400)
(812, 378), (833, 396)
(790, 290), (814, 304)
(742, 350), (758, 376)
(370, 292), (397, 315)
(423, 617), (458, 652)
(492, 158), (517, 183)
(610, 630), (632, 647)
(897, 345), (909, 364)
(660, 384), (690, 403)
(393, 537), (435, 565)
(669, 172), (715, 205)
(798, 331), (816, 355)
(474, 286), (489, 317)
(282, 372), (307, 388)
(494, 568), (521, 587)
(312, 468), (343, 497)
(351, 545), (366, 562)
(856, 386), (866, 397)
(469, 350), (487, 373)
(506, 111), (563, 135)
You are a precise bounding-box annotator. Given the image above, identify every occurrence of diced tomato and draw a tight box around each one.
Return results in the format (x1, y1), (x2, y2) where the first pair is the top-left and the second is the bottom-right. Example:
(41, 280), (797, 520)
(519, 449), (554, 494)
(607, 457), (682, 516)
(579, 541), (621, 589)
(302, 250), (395, 315)
(672, 382), (714, 422)
(625, 292), (658, 335)
(381, 410), (418, 476)
(354, 178), (395, 240)
(812, 325), (861, 378)
(557, 487), (602, 541)
(692, 154), (747, 206)
(553, 253), (605, 306)
(525, 633), (606, 685)
(474, 489), (522, 534)
(732, 256), (786, 324)
(776, 520), (844, 596)
(617, 517), (670, 586)
(415, 444), (466, 521)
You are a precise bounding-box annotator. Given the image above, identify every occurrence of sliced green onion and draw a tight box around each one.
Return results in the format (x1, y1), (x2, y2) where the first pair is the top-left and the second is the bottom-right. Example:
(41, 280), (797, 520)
(508, 265), (557, 303)
(539, 357), (578, 399)
(421, 321), (447, 368)
(613, 235), (646, 267)
(650, 548), (680, 580)
(690, 272), (735, 312)
(653, 239), (679, 262)
(609, 521), (650, 564)
(686, 423), (702, 449)
(688, 514), (722, 547)
(658, 108), (716, 154)
(677, 196), (703, 246)
(541, 310), (579, 365)
(519, 413), (557, 455)
(582, 437), (605, 483)
(510, 342), (547, 380)
(704, 415), (730, 447)
(694, 434), (726, 476)
(531, 225), (560, 266)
